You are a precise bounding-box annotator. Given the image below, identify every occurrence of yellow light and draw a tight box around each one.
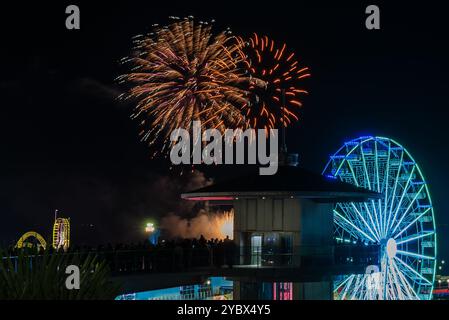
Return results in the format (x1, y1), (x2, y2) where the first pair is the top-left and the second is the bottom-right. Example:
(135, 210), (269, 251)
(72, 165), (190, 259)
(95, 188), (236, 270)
(52, 218), (70, 250)
(16, 231), (47, 250)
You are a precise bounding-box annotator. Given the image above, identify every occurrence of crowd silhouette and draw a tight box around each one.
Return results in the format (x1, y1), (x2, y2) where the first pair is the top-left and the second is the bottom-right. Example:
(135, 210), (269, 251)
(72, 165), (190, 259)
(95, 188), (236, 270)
(5, 235), (238, 274)
(4, 237), (379, 274)
(96, 235), (238, 273)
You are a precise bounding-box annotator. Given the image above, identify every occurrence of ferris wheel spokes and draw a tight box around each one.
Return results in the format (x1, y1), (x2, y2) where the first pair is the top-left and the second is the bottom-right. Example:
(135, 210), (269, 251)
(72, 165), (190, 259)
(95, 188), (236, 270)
(324, 136), (437, 300)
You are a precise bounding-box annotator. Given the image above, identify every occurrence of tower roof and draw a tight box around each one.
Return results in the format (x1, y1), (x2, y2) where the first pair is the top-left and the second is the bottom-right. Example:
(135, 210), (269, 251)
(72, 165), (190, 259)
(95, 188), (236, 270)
(181, 166), (381, 203)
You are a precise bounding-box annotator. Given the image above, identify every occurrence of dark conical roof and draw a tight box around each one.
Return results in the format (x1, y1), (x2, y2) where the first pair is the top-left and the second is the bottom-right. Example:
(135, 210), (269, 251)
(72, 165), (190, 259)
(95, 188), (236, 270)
(181, 165), (381, 203)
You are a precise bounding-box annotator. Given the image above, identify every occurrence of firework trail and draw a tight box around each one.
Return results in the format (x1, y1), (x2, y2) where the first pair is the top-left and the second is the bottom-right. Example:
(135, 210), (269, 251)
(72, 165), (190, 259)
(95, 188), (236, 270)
(237, 33), (311, 131)
(118, 17), (248, 154)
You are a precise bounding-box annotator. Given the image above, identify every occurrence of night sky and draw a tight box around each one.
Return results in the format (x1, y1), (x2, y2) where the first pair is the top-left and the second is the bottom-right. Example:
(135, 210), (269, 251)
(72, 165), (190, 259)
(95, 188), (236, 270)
(0, 1), (448, 261)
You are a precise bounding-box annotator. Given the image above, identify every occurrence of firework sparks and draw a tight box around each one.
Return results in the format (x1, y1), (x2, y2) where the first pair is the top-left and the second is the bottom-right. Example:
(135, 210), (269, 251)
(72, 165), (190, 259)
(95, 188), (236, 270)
(237, 33), (311, 130)
(119, 20), (311, 158)
(118, 17), (248, 153)
(219, 210), (234, 239)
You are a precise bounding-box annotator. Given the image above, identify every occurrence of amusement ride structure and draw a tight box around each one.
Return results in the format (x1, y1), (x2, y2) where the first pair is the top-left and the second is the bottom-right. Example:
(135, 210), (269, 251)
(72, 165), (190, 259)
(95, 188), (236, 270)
(15, 210), (71, 251)
(16, 231), (47, 249)
(323, 136), (437, 300)
(52, 214), (70, 250)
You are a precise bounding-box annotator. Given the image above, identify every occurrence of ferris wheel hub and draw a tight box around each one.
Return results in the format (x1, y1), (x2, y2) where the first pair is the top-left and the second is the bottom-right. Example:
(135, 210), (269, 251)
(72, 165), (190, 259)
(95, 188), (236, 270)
(386, 238), (397, 259)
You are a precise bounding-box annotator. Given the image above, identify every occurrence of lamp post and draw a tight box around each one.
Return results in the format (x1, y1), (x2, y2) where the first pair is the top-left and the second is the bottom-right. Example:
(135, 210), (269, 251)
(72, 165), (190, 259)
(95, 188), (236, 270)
(145, 222), (155, 233)
(145, 222), (160, 245)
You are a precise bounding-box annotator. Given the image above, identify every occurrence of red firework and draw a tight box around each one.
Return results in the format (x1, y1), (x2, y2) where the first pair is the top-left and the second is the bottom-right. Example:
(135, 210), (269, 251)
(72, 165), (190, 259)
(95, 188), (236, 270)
(238, 33), (311, 130)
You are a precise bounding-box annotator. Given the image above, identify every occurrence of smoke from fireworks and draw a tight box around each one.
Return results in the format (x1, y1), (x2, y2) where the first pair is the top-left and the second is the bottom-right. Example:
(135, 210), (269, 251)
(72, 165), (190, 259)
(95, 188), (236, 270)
(237, 33), (311, 130)
(161, 209), (234, 240)
(118, 17), (248, 154)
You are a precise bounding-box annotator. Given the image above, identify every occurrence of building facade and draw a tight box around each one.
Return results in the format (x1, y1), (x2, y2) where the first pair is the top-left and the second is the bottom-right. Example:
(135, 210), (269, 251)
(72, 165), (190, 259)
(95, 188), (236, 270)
(182, 163), (380, 300)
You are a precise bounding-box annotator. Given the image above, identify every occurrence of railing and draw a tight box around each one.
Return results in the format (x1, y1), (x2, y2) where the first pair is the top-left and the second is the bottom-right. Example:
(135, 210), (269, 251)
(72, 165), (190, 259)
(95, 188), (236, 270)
(2, 244), (380, 275)
(235, 245), (379, 268)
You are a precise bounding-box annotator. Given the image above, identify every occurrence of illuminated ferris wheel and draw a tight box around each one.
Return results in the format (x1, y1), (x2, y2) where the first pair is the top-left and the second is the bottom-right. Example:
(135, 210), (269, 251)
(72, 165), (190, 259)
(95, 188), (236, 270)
(323, 136), (437, 300)
(52, 217), (70, 250)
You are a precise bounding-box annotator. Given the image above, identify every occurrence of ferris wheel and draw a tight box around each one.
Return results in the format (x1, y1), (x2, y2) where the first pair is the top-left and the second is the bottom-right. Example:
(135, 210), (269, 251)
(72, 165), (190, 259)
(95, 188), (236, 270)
(323, 136), (437, 300)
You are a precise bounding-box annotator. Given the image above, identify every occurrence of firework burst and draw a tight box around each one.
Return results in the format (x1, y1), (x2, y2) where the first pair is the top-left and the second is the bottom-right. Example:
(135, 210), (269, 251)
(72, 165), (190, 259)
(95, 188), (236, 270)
(118, 17), (248, 153)
(237, 33), (311, 130)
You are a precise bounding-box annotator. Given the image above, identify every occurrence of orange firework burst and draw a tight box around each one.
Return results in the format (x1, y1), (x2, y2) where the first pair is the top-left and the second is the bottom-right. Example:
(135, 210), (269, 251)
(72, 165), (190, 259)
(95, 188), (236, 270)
(237, 33), (311, 130)
(118, 17), (248, 153)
